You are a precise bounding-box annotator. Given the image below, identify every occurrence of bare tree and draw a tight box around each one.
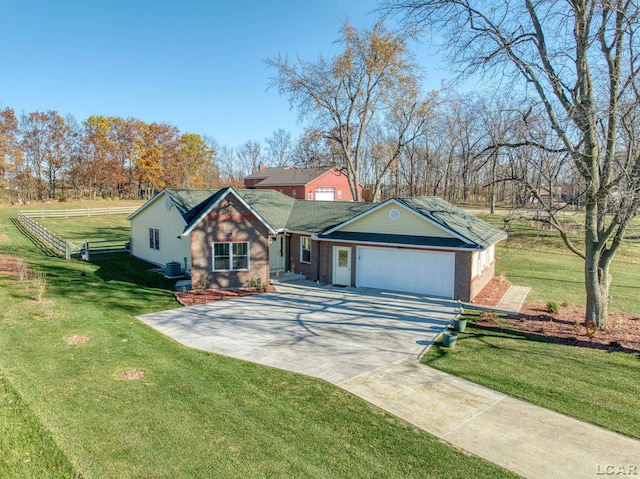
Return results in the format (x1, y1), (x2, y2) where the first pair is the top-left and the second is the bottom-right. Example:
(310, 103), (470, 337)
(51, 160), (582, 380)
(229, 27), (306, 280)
(384, 0), (640, 328)
(0, 108), (20, 199)
(236, 140), (262, 176)
(290, 127), (336, 168)
(265, 128), (292, 167)
(267, 21), (421, 201)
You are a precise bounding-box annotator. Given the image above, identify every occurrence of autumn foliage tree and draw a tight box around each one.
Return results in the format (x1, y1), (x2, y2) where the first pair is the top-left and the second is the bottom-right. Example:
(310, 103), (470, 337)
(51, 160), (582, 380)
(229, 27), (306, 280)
(4, 110), (220, 201)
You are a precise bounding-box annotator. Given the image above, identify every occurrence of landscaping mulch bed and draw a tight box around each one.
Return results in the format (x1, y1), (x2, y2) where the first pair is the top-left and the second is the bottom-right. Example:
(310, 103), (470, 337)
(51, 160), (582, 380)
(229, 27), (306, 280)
(175, 285), (276, 306)
(470, 278), (511, 306)
(472, 279), (640, 353)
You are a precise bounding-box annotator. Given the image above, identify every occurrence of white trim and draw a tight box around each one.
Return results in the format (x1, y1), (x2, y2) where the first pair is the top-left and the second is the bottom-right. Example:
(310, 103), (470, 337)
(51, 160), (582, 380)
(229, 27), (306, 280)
(127, 190), (187, 226)
(182, 187), (276, 236)
(212, 240), (251, 271)
(300, 236), (311, 264)
(332, 245), (351, 286)
(321, 198), (473, 245)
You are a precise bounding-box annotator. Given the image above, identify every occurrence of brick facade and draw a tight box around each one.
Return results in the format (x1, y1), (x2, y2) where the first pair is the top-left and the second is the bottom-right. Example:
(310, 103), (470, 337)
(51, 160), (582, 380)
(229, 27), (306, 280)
(190, 195), (270, 289)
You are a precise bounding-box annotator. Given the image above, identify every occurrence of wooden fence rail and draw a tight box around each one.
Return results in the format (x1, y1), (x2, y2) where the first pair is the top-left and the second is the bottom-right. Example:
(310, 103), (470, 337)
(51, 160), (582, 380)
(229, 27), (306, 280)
(17, 212), (71, 259)
(18, 206), (139, 219)
(16, 213), (130, 261)
(85, 239), (130, 256)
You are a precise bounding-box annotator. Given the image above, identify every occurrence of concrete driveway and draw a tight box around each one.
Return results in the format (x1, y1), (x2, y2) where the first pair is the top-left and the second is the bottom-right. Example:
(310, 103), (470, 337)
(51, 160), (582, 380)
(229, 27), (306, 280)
(137, 280), (640, 478)
(137, 280), (458, 383)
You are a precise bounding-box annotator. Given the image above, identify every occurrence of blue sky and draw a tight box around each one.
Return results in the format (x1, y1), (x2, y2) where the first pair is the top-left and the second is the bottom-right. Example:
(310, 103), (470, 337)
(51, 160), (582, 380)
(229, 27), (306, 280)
(0, 1), (446, 148)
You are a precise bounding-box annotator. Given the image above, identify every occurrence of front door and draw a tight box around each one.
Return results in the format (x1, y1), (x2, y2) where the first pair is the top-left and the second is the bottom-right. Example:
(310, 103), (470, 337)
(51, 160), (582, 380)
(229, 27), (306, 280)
(333, 246), (351, 286)
(269, 234), (286, 271)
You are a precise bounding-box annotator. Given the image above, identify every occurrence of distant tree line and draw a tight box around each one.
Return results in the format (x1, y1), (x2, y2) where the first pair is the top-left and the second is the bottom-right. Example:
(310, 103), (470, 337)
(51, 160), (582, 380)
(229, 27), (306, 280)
(1, 97), (578, 209)
(0, 111), (220, 202)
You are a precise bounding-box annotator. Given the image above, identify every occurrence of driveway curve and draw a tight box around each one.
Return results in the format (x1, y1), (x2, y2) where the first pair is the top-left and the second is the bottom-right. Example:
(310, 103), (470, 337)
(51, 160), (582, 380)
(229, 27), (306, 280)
(137, 280), (457, 384)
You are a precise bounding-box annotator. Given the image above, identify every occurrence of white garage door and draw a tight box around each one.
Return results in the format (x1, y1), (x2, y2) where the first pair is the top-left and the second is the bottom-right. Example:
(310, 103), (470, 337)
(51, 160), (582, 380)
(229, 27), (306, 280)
(356, 246), (455, 298)
(315, 187), (335, 201)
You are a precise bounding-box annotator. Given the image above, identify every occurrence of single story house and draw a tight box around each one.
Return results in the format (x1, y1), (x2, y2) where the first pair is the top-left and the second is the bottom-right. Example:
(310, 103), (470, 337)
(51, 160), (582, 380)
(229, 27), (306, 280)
(244, 166), (362, 201)
(127, 187), (507, 301)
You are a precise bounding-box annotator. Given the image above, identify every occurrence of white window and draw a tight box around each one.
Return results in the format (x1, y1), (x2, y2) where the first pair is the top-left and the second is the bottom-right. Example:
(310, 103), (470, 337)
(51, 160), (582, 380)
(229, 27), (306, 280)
(308, 192), (313, 200)
(337, 189), (343, 200)
(300, 237), (311, 263)
(472, 245), (495, 277)
(213, 242), (249, 271)
(149, 228), (160, 250)
(315, 187), (335, 201)
(292, 189), (297, 198)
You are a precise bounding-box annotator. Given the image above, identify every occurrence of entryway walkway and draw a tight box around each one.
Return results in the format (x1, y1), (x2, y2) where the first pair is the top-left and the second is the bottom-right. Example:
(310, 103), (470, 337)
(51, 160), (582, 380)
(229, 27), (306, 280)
(496, 284), (531, 313)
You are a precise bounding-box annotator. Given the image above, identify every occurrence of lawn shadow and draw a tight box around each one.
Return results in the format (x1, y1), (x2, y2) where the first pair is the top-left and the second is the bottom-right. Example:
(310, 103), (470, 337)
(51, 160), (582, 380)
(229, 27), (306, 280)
(11, 218), (58, 258)
(460, 322), (640, 355)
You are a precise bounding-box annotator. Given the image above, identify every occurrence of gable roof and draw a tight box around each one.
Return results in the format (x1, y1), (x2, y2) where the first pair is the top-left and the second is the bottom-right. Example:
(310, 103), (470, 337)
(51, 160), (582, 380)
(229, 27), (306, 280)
(244, 166), (292, 180)
(182, 187), (279, 235)
(396, 197), (507, 249)
(130, 188), (506, 250)
(126, 188), (219, 224)
(235, 189), (297, 229)
(245, 167), (335, 187)
(320, 197), (506, 250)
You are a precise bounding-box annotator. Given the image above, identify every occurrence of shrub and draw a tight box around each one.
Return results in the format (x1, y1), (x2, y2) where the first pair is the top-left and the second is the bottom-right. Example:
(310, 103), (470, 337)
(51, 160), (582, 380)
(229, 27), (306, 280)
(498, 271), (507, 283)
(249, 277), (266, 293)
(16, 258), (29, 281)
(546, 301), (560, 314)
(30, 270), (47, 301)
(191, 272), (209, 290)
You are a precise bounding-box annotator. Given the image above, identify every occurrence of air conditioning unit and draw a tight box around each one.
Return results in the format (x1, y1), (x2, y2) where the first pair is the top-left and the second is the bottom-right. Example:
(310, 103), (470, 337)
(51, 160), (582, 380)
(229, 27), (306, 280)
(164, 261), (182, 278)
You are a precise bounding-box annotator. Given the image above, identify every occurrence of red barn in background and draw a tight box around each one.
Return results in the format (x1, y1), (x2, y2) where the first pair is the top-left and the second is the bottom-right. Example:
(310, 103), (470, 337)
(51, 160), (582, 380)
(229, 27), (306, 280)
(244, 166), (362, 201)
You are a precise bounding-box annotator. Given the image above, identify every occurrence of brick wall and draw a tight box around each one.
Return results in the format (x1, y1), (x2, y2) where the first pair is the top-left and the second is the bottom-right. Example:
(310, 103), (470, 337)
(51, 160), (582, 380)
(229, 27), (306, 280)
(190, 195), (269, 289)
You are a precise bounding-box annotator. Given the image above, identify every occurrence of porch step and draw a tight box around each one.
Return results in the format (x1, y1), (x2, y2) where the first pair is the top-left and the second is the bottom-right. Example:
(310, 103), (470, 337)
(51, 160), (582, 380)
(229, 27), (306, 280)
(270, 271), (307, 284)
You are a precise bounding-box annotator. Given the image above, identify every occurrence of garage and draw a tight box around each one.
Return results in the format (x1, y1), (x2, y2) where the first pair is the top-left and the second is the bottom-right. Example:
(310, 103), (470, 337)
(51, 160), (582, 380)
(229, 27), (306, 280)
(356, 246), (455, 298)
(314, 187), (335, 201)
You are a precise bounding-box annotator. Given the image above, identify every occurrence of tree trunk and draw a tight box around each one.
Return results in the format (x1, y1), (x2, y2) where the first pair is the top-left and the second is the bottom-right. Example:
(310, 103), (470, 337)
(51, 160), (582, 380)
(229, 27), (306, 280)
(584, 224), (611, 330)
(489, 149), (498, 214)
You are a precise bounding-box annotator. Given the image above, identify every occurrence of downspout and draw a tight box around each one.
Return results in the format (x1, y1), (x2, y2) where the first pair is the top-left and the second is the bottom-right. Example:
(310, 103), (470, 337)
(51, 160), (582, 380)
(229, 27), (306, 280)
(316, 239), (321, 283)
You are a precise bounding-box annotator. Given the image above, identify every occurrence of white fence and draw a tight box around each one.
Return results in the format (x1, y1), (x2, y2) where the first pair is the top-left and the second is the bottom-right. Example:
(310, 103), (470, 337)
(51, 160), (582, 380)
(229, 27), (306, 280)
(18, 206), (139, 219)
(17, 212), (72, 259)
(16, 207), (134, 260)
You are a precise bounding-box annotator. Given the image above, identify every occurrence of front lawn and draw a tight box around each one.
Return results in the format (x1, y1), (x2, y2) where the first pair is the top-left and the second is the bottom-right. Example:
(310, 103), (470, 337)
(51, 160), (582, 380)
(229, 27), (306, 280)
(424, 311), (640, 440)
(0, 203), (514, 478)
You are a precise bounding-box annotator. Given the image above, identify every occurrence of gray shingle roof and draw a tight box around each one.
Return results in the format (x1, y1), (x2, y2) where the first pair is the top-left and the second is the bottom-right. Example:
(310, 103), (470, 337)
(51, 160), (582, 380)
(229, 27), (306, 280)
(319, 232), (469, 248)
(285, 200), (375, 233)
(235, 189), (296, 229)
(134, 188), (506, 250)
(395, 197), (507, 249)
(165, 188), (224, 225)
(245, 167), (334, 186)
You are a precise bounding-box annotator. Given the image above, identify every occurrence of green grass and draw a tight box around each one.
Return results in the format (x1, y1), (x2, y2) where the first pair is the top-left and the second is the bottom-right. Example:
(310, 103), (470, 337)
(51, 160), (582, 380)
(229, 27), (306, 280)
(0, 202), (514, 478)
(423, 311), (640, 439)
(422, 212), (640, 441)
(482, 214), (640, 313)
(37, 215), (132, 243)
